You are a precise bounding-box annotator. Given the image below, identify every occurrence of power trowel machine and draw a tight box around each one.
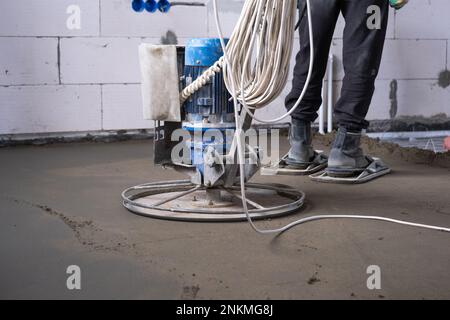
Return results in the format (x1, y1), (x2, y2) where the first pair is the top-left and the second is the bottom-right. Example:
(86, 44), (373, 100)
(122, 0), (399, 222)
(122, 38), (305, 222)
(120, 0), (450, 238)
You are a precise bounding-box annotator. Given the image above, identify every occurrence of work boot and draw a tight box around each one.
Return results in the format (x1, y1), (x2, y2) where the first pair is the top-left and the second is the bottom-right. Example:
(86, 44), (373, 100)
(285, 119), (316, 169)
(327, 127), (371, 177)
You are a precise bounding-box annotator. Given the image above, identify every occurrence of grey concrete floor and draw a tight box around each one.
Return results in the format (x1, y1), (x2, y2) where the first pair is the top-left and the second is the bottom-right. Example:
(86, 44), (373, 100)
(0, 139), (449, 300)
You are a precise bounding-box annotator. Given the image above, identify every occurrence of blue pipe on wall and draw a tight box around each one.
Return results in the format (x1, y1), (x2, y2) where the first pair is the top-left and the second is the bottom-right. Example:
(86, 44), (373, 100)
(132, 0), (171, 13)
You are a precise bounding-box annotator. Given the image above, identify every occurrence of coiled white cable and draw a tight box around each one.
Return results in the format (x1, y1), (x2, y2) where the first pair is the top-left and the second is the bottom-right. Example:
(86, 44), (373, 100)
(181, 0), (300, 121)
(212, 0), (450, 235)
(222, 0), (296, 109)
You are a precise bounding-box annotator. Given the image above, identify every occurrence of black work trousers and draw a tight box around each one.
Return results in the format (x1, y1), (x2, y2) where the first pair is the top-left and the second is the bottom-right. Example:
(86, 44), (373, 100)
(286, 0), (389, 131)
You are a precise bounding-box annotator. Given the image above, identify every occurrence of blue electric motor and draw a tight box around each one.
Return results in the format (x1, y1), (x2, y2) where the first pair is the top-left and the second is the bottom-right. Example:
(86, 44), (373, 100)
(184, 38), (234, 123)
(183, 39), (235, 176)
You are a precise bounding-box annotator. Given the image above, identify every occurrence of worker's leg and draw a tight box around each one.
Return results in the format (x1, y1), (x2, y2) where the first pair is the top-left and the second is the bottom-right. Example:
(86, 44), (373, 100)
(334, 0), (389, 131)
(328, 0), (389, 177)
(285, 0), (340, 122)
(284, 0), (340, 166)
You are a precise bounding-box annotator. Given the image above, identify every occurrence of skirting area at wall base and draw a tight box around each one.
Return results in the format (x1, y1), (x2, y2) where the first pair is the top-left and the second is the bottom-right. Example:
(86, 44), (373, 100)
(0, 129), (154, 148)
(368, 114), (450, 133)
(0, 125), (291, 148)
(367, 131), (450, 154)
(2, 117), (449, 148)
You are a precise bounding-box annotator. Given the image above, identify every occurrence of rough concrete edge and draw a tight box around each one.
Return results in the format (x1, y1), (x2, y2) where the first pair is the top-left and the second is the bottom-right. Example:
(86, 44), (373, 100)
(368, 114), (450, 133)
(0, 129), (154, 148)
(0, 125), (292, 148)
(314, 132), (450, 169)
(1, 121), (449, 169)
(3, 115), (449, 148)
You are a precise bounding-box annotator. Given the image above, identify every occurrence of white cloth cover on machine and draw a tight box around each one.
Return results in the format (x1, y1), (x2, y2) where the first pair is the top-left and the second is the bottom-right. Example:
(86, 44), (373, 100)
(139, 44), (181, 122)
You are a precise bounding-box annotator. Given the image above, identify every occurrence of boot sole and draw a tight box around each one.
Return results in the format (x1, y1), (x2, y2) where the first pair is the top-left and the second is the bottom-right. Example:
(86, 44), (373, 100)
(283, 157), (317, 170)
(311, 158), (392, 184)
(261, 153), (328, 176)
(326, 168), (366, 178)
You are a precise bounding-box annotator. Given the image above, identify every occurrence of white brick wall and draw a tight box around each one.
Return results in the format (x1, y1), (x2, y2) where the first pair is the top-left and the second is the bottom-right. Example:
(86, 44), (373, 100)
(102, 84), (154, 130)
(0, 85), (101, 134)
(330, 39), (447, 80)
(396, 0), (450, 39)
(60, 37), (144, 84)
(332, 80), (450, 120)
(0, 0), (100, 37)
(101, 0), (207, 37)
(0, 0), (449, 136)
(0, 38), (59, 85)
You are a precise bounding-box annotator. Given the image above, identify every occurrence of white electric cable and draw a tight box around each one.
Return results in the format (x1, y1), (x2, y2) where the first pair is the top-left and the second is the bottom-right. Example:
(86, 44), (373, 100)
(223, 0), (295, 108)
(182, 0), (305, 125)
(225, 0), (312, 124)
(212, 0), (450, 235)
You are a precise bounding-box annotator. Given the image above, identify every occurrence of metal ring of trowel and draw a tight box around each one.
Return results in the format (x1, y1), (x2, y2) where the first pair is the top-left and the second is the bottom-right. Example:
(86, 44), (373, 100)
(122, 180), (305, 222)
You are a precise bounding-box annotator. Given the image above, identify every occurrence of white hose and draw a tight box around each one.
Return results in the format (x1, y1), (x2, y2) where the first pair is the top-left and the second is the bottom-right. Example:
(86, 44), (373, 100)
(183, 0), (309, 124)
(223, 0), (296, 109)
(212, 0), (450, 235)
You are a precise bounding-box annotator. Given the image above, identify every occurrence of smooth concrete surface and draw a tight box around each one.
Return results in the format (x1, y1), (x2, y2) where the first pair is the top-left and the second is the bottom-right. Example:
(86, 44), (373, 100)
(0, 139), (449, 300)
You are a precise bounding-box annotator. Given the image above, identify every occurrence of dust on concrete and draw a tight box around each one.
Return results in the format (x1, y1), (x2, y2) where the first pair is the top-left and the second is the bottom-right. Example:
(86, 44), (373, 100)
(181, 285), (201, 299)
(307, 264), (323, 285)
(3, 196), (137, 254)
(307, 275), (320, 285)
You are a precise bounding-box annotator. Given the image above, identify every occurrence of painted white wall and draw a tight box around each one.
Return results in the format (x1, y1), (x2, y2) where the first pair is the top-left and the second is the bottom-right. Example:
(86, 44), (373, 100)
(0, 0), (449, 135)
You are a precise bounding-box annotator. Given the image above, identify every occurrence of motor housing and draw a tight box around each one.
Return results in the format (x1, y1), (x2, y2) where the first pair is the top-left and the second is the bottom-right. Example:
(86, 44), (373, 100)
(182, 38), (236, 181)
(154, 38), (259, 188)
